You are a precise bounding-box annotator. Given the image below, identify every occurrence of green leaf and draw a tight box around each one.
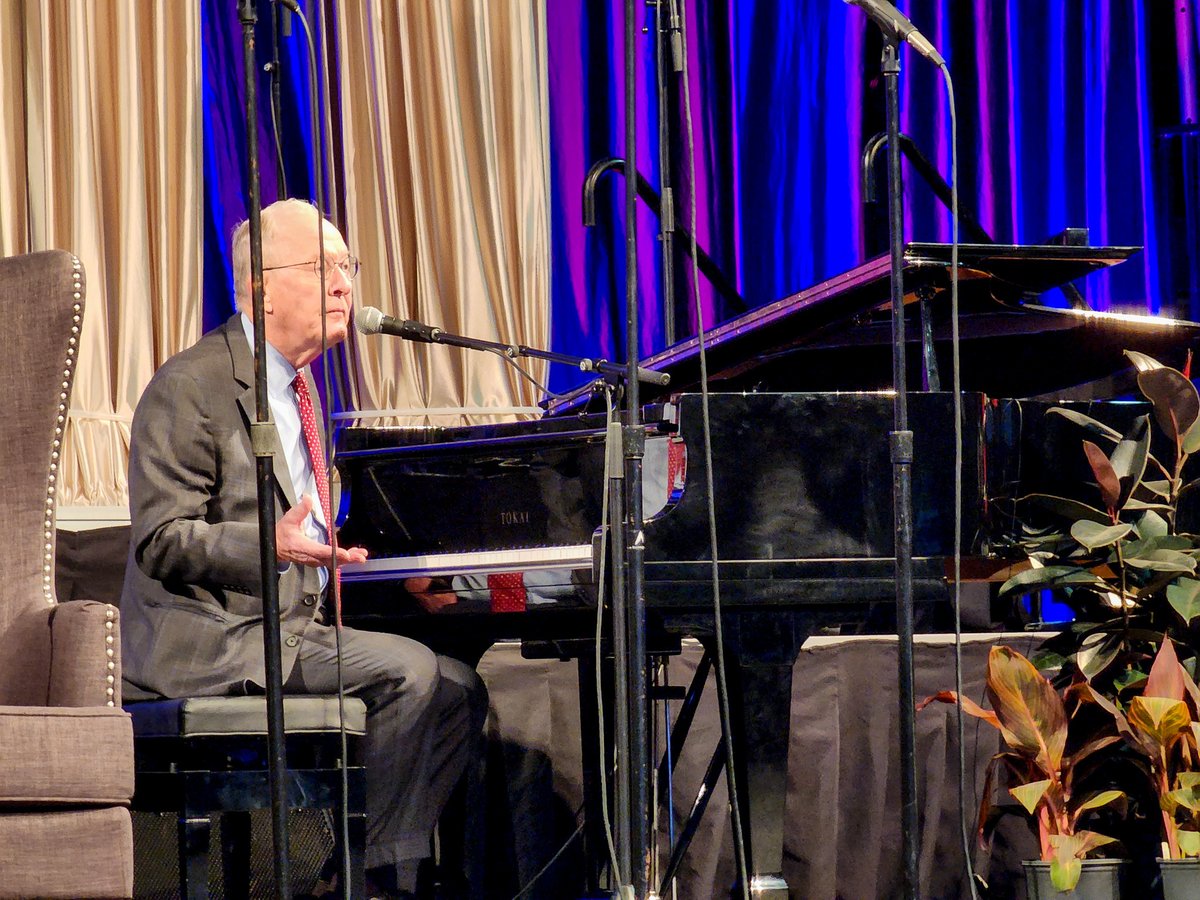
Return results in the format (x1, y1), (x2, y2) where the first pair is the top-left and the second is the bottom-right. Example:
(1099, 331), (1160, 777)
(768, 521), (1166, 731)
(1124, 549), (1197, 573)
(1110, 415), (1152, 508)
(1076, 633), (1122, 681)
(1167, 787), (1200, 814)
(1123, 499), (1174, 512)
(1168, 578), (1200, 624)
(1141, 480), (1173, 499)
(1185, 418), (1200, 455)
(1048, 407), (1122, 442)
(1073, 789), (1125, 815)
(1126, 350), (1166, 373)
(1139, 366), (1200, 445)
(1050, 856), (1081, 893)
(1177, 830), (1200, 857)
(997, 566), (1109, 598)
(1128, 696), (1191, 747)
(1125, 534), (1195, 556)
(1136, 509), (1170, 538)
(1020, 494), (1112, 526)
(1071, 520), (1133, 550)
(1010, 779), (1051, 815)
(1113, 667), (1147, 694)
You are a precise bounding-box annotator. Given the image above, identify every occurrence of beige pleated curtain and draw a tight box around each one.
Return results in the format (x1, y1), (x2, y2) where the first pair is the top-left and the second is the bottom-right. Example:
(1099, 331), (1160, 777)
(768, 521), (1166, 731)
(0, 0), (203, 507)
(0, 0), (550, 505)
(337, 1), (551, 424)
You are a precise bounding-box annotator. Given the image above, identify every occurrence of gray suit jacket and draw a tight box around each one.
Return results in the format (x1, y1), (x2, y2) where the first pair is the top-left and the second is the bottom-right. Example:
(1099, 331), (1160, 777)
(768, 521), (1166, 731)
(121, 314), (326, 698)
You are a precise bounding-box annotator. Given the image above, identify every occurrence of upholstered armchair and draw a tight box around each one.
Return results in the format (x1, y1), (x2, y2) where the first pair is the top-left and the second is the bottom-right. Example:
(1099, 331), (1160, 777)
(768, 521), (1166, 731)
(0, 251), (134, 899)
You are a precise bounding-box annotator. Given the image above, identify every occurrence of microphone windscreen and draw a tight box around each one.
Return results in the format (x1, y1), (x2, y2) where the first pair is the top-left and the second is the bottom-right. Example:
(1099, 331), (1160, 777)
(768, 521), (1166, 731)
(356, 306), (384, 335)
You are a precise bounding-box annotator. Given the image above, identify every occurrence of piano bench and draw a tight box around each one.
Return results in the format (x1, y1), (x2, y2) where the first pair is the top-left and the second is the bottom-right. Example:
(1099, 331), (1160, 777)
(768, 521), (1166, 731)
(125, 695), (368, 900)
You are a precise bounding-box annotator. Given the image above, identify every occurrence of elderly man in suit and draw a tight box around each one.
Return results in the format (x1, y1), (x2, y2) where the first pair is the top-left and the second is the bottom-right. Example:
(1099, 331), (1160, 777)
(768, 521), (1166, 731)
(121, 198), (484, 899)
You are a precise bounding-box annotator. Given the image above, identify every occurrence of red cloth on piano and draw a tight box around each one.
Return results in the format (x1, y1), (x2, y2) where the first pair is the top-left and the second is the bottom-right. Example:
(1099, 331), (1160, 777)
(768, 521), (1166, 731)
(488, 572), (527, 613)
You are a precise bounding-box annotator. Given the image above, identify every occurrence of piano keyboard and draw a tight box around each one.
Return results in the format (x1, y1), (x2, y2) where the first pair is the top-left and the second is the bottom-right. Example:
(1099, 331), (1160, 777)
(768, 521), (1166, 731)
(340, 543), (594, 582)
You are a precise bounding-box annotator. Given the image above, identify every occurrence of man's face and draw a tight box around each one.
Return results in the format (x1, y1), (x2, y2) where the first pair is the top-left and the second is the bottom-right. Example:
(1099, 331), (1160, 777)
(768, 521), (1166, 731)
(261, 209), (354, 369)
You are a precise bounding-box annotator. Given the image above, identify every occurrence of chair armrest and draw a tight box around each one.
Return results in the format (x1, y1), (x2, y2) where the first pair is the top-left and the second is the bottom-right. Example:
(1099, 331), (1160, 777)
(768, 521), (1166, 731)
(48, 600), (121, 707)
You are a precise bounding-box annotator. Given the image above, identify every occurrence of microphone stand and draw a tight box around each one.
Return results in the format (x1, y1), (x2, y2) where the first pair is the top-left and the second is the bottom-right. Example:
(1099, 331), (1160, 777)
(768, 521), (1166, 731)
(881, 35), (920, 900)
(238, 2), (292, 896)
(654, 0), (683, 346)
(622, 0), (650, 894)
(365, 318), (666, 896)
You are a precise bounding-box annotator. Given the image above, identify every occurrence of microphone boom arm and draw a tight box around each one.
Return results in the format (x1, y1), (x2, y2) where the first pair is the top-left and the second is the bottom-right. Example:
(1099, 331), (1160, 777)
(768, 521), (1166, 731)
(358, 308), (670, 387)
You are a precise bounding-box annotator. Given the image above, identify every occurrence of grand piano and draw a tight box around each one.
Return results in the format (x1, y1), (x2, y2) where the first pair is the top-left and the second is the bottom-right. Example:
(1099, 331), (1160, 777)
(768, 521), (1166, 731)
(334, 243), (1200, 898)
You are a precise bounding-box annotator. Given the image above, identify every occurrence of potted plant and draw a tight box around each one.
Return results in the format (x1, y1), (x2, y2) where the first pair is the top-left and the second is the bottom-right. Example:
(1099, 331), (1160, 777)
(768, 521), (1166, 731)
(996, 351), (1200, 665)
(988, 351), (1200, 895)
(920, 645), (1126, 897)
(1076, 639), (1200, 898)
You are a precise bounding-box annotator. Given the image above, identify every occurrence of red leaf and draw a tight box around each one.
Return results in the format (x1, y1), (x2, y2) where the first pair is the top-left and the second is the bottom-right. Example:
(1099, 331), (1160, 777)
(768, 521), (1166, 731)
(985, 646), (1069, 774)
(1146, 640), (1187, 701)
(918, 690), (1003, 729)
(1082, 441), (1121, 512)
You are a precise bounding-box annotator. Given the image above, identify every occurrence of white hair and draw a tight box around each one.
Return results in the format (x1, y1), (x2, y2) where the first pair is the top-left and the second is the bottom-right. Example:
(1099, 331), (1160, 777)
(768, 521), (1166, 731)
(230, 198), (322, 312)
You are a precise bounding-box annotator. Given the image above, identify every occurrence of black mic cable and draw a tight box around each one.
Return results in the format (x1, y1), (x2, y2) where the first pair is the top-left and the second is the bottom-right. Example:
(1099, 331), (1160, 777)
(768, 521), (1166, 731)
(275, 3), (354, 897)
(676, 9), (750, 899)
(941, 59), (983, 900)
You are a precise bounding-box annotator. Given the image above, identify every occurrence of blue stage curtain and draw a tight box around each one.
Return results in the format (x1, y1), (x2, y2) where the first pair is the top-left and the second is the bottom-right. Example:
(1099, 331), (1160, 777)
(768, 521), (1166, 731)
(546, 0), (1164, 393)
(201, 0), (324, 332)
(899, 0), (1160, 312)
(201, 0), (346, 410)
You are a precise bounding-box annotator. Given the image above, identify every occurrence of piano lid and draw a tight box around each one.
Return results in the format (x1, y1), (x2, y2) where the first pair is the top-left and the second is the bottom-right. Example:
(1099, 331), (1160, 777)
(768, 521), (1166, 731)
(545, 242), (1200, 414)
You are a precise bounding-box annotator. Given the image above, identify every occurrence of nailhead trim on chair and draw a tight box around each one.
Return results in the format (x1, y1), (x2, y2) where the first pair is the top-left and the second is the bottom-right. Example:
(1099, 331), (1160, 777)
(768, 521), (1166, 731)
(43, 255), (83, 607)
(105, 605), (117, 707)
(46, 257), (112, 706)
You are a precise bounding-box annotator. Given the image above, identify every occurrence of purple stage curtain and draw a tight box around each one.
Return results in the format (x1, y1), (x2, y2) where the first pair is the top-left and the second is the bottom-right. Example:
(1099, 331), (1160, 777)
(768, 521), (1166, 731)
(545, 0), (1169, 393)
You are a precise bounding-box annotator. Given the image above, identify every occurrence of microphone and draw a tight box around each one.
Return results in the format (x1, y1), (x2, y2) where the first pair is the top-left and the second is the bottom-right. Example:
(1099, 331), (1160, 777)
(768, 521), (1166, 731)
(844, 0), (945, 67)
(583, 359), (671, 387)
(355, 306), (440, 343)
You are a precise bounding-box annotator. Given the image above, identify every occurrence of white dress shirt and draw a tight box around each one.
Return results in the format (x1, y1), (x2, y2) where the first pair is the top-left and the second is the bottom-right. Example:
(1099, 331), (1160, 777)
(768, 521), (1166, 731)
(240, 314), (329, 587)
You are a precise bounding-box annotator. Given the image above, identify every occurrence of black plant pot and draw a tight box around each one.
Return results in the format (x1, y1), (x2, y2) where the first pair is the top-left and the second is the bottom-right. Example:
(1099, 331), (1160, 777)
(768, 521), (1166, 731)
(1023, 860), (1125, 900)
(1157, 857), (1200, 900)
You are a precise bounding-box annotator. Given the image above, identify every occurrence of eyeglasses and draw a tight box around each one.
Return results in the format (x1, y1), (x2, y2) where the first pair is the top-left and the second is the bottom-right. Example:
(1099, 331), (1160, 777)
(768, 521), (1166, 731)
(263, 256), (361, 280)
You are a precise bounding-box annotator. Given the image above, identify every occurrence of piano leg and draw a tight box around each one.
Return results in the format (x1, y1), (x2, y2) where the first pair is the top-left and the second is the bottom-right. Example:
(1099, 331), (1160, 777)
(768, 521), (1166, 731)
(720, 610), (808, 900)
(571, 613), (806, 898)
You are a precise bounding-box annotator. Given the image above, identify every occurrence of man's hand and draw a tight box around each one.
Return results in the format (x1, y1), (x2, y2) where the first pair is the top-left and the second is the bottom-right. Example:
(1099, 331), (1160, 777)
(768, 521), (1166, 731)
(276, 494), (369, 568)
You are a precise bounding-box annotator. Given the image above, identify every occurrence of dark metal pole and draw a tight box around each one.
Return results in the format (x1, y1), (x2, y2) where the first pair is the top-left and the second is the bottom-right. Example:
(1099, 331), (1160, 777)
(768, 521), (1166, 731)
(609, 436), (632, 886)
(624, 0), (650, 895)
(883, 37), (920, 900)
(239, 2), (292, 896)
(654, 0), (681, 345)
(268, 0), (287, 198)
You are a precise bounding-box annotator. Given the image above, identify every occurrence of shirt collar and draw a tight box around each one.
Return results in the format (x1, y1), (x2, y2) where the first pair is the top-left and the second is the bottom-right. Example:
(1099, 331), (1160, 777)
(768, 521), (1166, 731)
(239, 312), (300, 396)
